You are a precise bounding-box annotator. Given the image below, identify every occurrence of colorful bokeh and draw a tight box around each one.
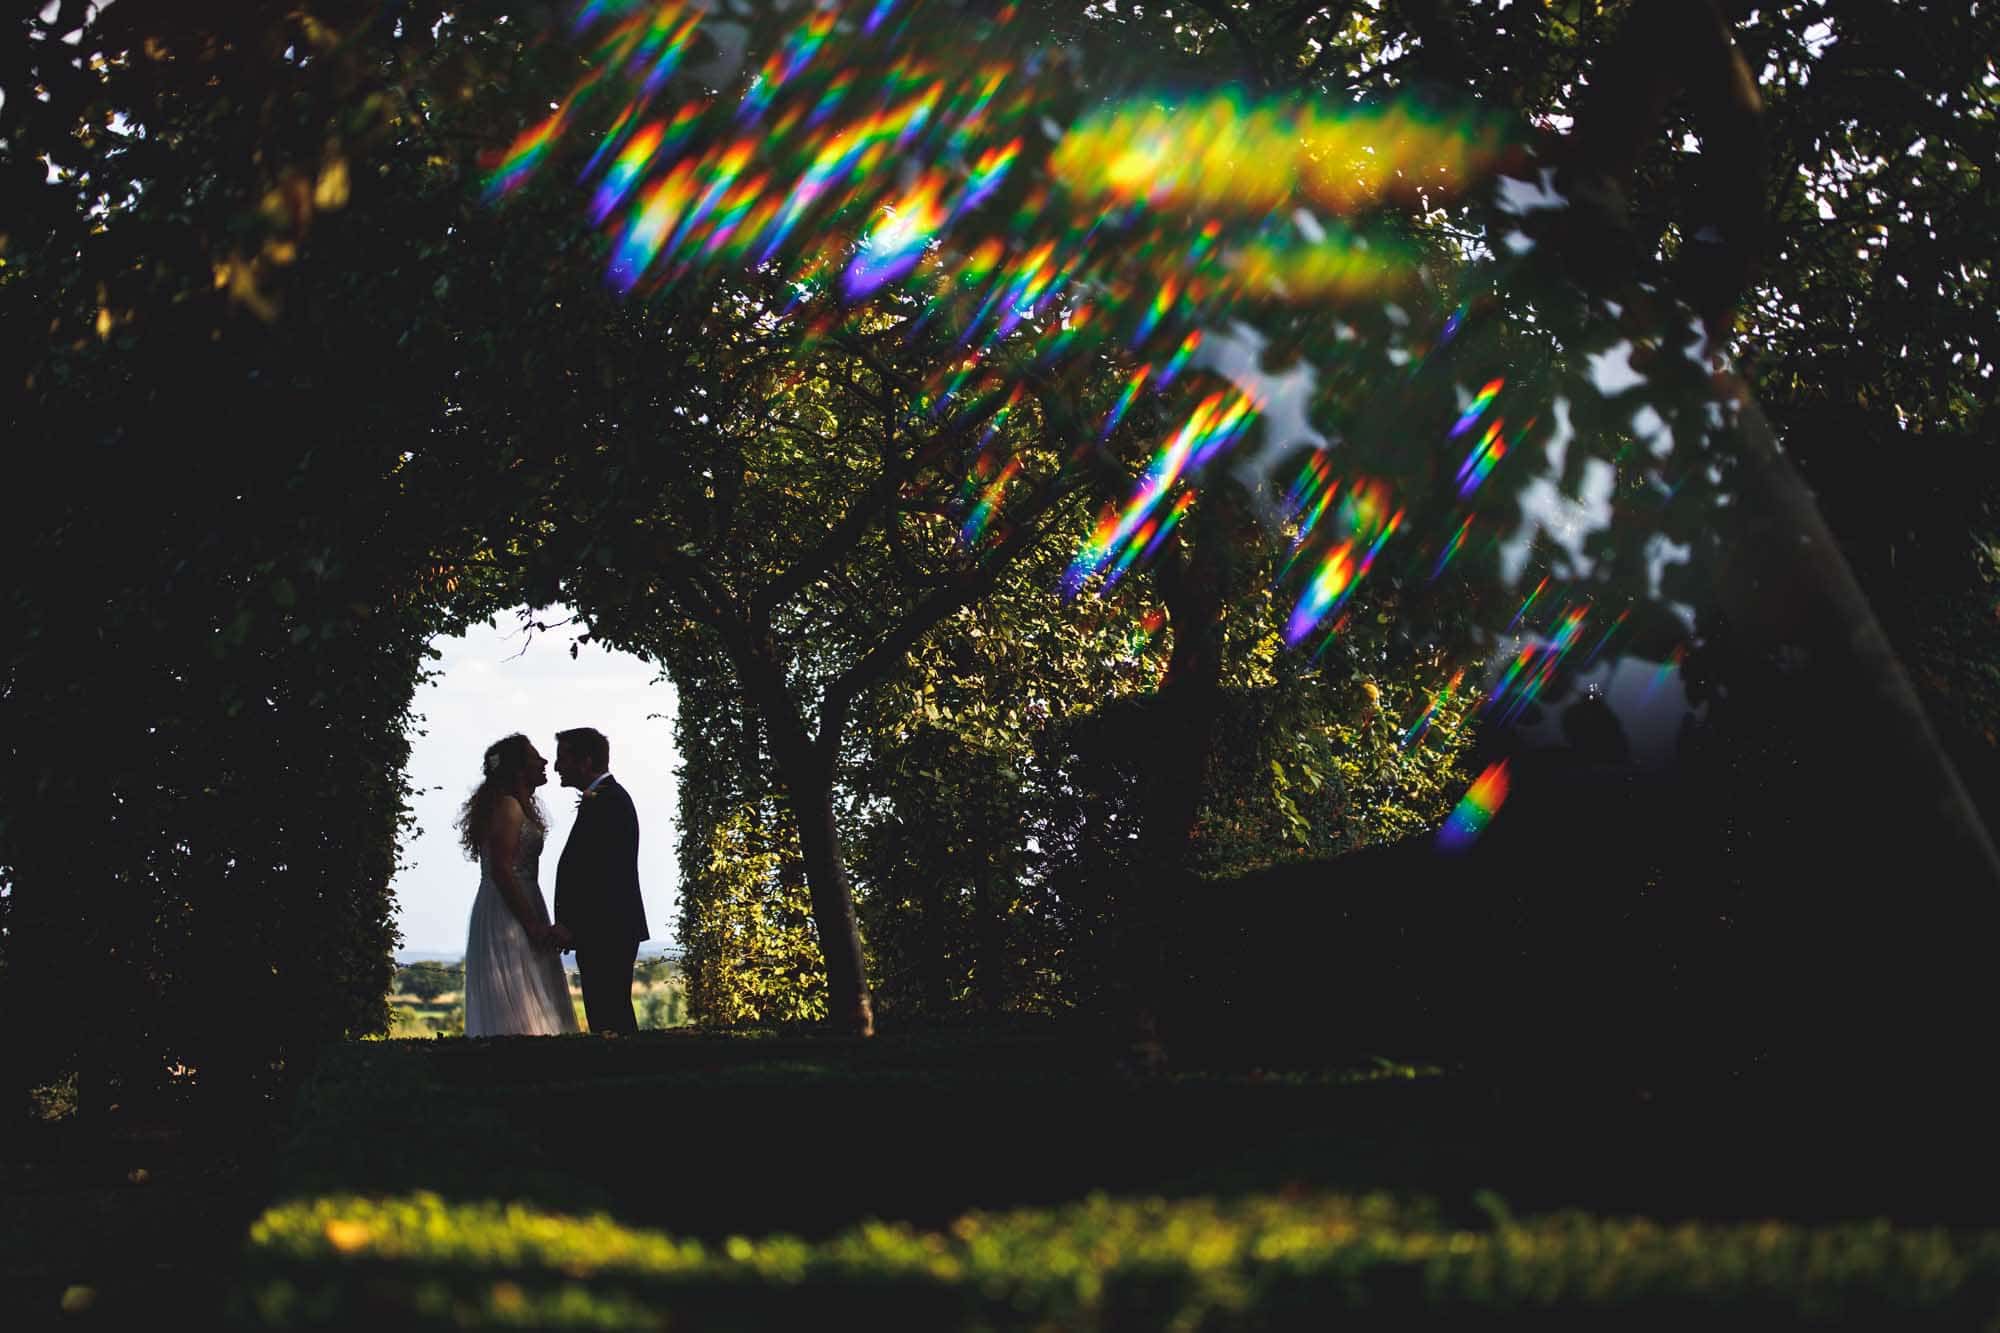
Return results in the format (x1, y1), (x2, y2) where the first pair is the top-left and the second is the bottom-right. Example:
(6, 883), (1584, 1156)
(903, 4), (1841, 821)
(1277, 469), (1402, 650)
(482, 0), (1530, 626)
(484, 0), (1624, 684)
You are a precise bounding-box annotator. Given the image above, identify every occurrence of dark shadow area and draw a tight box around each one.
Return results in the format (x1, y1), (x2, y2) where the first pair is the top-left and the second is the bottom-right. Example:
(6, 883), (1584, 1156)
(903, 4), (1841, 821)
(267, 1019), (1994, 1252)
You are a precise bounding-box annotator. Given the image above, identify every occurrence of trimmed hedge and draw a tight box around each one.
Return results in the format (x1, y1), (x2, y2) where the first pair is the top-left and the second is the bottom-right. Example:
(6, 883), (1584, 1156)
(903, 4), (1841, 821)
(235, 1189), (2000, 1328)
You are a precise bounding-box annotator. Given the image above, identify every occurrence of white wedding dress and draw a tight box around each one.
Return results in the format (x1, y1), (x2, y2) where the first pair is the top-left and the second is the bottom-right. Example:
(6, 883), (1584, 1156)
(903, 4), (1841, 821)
(464, 820), (579, 1037)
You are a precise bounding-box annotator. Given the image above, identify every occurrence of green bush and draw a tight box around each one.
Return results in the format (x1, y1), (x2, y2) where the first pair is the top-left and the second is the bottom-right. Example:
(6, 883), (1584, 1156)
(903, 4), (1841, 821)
(235, 1189), (2000, 1328)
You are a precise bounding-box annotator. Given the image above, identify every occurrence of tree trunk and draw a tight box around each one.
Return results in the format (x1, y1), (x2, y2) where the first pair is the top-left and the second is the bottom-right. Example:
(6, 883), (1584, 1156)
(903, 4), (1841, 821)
(973, 864), (1008, 1013)
(724, 636), (877, 1037)
(774, 743), (876, 1037)
(1142, 493), (1235, 872)
(1554, 0), (1998, 1087)
(1701, 381), (1999, 1080)
(1124, 489), (1236, 1048)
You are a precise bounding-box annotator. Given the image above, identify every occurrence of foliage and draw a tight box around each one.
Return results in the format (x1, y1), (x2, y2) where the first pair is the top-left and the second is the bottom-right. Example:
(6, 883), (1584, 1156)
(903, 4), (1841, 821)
(393, 962), (462, 1004)
(667, 636), (827, 1023)
(0, 2), (548, 1108)
(1733, 2), (2000, 821)
(237, 1186), (2000, 1328)
(1141, 0), (2000, 813)
(6, 0), (1994, 1091)
(680, 803), (826, 1024)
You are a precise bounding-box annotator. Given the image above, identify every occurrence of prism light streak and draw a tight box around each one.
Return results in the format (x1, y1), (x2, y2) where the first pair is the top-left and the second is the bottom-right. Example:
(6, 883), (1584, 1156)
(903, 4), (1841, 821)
(1582, 607), (1631, 667)
(1109, 489), (1195, 589)
(1430, 513), (1473, 581)
(1097, 364), (1152, 440)
(1065, 392), (1254, 596)
(1456, 418), (1506, 499)
(1447, 377), (1505, 440)
(1157, 328), (1202, 390)
(1285, 508), (1402, 648)
(1437, 760), (1510, 851)
(843, 169), (951, 299)
(1483, 600), (1603, 725)
(1401, 669), (1466, 750)
(1646, 643), (1687, 696)
(483, 103), (572, 202)
(863, 0), (903, 35)
(960, 455), (1020, 546)
(740, 7), (836, 124)
(489, 0), (1519, 609)
(590, 119), (667, 223)
(1505, 576), (1550, 634)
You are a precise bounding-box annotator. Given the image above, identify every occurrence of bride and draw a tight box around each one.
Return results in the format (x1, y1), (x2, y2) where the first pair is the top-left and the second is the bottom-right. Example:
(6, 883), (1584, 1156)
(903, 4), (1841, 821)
(457, 734), (579, 1037)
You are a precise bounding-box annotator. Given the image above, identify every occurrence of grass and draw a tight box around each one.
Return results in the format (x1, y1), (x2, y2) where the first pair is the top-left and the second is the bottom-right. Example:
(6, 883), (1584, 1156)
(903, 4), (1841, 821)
(236, 1187), (2000, 1329)
(14, 1023), (2000, 1327)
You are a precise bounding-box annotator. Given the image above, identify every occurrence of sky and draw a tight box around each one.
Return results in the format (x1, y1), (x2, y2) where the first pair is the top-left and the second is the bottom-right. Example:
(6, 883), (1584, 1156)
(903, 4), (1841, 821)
(392, 609), (680, 960)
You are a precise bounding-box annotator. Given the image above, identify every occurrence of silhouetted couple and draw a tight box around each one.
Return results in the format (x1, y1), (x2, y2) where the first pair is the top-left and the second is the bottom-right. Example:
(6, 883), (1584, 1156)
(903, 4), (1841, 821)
(456, 727), (650, 1037)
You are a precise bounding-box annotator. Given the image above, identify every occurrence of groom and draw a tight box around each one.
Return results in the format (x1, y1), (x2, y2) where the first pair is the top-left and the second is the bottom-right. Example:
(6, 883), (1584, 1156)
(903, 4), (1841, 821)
(552, 726), (650, 1034)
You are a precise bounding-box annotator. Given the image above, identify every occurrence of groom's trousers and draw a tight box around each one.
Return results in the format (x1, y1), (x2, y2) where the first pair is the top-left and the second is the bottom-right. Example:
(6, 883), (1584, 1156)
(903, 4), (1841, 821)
(576, 938), (641, 1033)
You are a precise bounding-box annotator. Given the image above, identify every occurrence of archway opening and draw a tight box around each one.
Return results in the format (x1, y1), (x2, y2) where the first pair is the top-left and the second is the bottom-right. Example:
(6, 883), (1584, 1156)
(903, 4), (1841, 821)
(388, 607), (684, 1035)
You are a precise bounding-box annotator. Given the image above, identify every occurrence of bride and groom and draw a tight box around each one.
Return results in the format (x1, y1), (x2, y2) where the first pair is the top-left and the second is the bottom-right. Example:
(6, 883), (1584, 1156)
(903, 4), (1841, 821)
(457, 727), (650, 1037)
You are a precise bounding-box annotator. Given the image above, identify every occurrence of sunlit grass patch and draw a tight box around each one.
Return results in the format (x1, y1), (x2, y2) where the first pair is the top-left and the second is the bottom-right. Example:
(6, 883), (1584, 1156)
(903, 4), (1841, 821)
(235, 1188), (2000, 1328)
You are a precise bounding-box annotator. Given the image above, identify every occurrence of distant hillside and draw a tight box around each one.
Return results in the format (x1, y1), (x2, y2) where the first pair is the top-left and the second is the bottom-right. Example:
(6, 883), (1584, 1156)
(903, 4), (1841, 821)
(395, 944), (682, 966)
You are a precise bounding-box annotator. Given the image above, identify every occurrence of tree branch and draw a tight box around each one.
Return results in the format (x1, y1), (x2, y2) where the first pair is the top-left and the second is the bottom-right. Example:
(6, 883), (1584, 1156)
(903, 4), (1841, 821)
(817, 471), (1087, 757)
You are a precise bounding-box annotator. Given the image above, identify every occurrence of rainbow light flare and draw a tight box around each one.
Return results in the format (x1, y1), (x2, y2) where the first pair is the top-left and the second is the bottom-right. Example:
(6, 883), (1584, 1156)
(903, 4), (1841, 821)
(1505, 576), (1550, 633)
(1284, 506), (1403, 649)
(1401, 668), (1466, 749)
(1097, 364), (1151, 440)
(739, 7), (837, 124)
(1437, 760), (1510, 851)
(484, 0), (1523, 610)
(843, 168), (951, 299)
(1065, 389), (1258, 596)
(590, 119), (667, 223)
(1646, 643), (1687, 697)
(1276, 470), (1398, 643)
(960, 454), (1021, 546)
(1447, 377), (1504, 440)
(1157, 328), (1202, 390)
(1456, 418), (1507, 499)
(483, 103), (572, 202)
(1127, 605), (1168, 653)
(1482, 597), (1611, 724)
(1430, 513), (1473, 580)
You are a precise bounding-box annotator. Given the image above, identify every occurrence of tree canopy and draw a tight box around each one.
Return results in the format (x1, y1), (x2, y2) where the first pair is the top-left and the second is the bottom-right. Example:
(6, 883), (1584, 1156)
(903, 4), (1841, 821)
(4, 0), (1995, 1102)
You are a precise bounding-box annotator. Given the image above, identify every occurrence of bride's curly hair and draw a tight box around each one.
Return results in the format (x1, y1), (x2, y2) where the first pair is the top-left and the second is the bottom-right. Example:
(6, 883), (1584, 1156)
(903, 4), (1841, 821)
(456, 733), (547, 859)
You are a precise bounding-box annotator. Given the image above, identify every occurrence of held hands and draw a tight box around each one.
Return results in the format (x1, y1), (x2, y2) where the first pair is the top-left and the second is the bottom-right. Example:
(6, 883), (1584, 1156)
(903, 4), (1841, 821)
(529, 922), (573, 953)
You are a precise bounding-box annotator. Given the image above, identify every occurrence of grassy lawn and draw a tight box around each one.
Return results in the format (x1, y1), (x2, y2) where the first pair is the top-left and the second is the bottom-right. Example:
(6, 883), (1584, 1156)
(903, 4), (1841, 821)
(13, 1025), (2000, 1327)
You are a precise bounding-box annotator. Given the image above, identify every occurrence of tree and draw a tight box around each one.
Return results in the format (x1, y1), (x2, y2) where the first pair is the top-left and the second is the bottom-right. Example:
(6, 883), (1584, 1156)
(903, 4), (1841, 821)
(11, 0), (1993, 1092)
(0, 0), (558, 1106)
(394, 961), (459, 1004)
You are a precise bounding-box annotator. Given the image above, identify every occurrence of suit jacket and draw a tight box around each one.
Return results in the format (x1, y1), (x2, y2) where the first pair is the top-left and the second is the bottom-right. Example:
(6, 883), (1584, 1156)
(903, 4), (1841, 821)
(554, 775), (650, 946)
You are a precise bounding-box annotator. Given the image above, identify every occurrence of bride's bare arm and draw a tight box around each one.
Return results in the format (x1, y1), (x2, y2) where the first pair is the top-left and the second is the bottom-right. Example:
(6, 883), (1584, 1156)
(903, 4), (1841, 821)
(486, 797), (551, 942)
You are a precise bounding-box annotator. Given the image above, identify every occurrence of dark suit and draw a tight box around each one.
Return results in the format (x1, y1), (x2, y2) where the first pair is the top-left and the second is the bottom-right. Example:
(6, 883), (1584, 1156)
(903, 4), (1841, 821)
(554, 774), (649, 1033)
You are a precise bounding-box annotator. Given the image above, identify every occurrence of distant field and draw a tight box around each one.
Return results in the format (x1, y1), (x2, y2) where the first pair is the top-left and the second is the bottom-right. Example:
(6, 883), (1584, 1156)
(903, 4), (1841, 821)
(385, 960), (685, 1036)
